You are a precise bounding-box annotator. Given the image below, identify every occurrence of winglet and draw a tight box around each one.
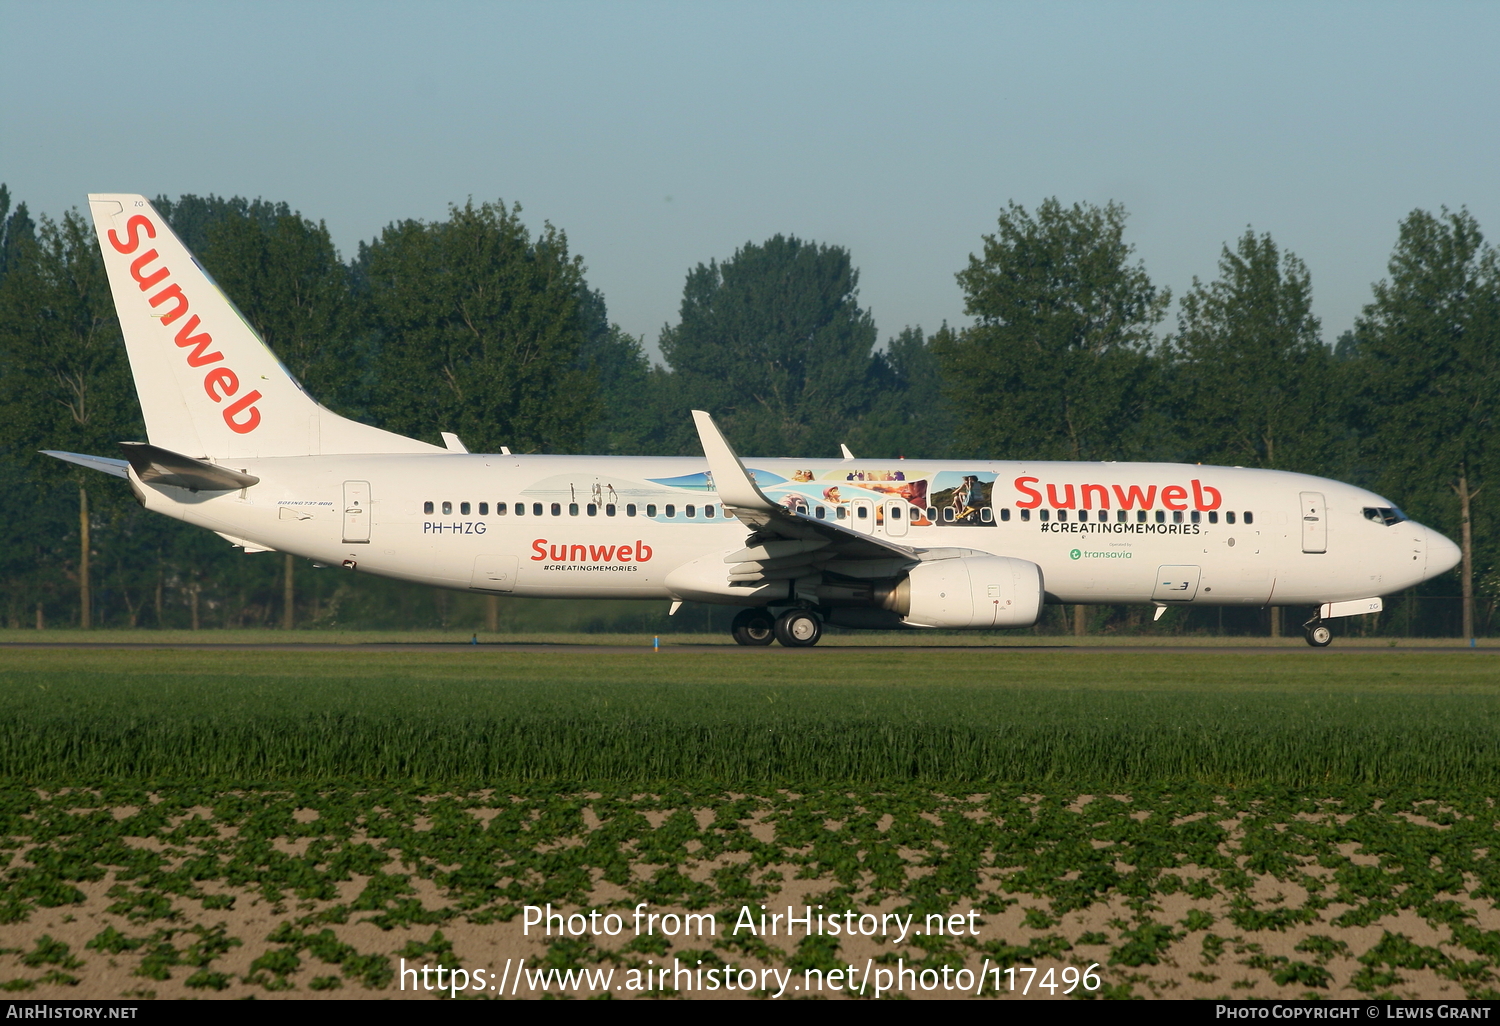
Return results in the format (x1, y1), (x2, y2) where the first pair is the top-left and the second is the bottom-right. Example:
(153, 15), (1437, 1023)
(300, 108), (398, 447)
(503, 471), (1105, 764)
(840, 443), (855, 459)
(691, 410), (776, 513)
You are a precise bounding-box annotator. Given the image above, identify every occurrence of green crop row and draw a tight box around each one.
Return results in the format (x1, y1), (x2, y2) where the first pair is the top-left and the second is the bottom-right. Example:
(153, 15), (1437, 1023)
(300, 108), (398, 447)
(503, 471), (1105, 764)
(1, 650), (1498, 786)
(2, 785), (1498, 999)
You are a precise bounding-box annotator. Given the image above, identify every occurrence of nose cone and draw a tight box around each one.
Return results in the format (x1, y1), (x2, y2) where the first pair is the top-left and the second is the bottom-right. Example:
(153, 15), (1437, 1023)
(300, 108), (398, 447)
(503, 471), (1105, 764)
(1425, 526), (1461, 579)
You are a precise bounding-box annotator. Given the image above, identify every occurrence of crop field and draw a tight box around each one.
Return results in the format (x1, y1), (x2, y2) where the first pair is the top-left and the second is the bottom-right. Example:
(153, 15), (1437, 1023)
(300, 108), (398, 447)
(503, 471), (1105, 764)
(1, 648), (1497, 1000)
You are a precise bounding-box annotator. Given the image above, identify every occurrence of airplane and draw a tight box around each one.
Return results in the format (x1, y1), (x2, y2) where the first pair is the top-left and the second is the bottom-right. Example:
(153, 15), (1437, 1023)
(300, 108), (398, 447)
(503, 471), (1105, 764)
(42, 194), (1462, 648)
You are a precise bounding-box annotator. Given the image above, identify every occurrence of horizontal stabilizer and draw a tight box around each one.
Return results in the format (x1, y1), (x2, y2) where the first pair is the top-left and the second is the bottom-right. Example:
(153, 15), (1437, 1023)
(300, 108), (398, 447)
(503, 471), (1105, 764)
(119, 441), (260, 491)
(41, 450), (130, 479)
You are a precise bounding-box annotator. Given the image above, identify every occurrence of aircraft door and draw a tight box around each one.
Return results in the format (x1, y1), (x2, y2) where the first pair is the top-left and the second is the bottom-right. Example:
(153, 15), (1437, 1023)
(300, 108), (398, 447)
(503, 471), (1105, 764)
(850, 498), (875, 534)
(884, 500), (908, 537)
(1300, 491), (1327, 553)
(1152, 565), (1201, 602)
(471, 555), (518, 593)
(342, 481), (371, 544)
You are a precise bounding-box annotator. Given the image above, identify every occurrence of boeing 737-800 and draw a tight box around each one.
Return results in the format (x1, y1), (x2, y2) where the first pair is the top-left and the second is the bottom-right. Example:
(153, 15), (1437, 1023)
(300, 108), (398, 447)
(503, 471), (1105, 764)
(43, 194), (1462, 647)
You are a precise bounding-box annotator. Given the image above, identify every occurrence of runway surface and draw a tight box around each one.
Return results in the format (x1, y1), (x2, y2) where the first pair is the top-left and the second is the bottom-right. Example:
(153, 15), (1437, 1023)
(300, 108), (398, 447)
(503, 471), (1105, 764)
(2, 641), (1494, 655)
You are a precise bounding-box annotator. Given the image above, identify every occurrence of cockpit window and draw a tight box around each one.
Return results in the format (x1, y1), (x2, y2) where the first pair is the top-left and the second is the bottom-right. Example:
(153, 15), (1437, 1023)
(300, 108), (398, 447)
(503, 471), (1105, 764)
(1363, 506), (1408, 526)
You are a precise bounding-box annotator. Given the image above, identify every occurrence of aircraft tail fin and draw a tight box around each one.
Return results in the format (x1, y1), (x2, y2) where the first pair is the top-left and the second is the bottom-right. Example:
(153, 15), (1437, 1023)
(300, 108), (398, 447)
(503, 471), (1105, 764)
(86, 194), (440, 459)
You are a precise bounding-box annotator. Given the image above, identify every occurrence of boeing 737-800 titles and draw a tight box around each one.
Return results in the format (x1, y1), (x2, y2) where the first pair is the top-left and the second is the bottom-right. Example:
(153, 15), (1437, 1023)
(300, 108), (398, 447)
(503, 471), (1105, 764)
(43, 195), (1461, 647)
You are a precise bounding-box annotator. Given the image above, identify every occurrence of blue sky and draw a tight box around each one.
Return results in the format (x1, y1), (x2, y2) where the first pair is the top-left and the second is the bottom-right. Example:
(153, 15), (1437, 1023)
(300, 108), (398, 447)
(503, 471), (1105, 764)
(3, 0), (1496, 358)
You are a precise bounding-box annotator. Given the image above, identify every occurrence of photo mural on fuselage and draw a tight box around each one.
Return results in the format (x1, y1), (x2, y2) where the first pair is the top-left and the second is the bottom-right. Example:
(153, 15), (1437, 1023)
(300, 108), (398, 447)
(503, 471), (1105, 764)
(646, 467), (998, 528)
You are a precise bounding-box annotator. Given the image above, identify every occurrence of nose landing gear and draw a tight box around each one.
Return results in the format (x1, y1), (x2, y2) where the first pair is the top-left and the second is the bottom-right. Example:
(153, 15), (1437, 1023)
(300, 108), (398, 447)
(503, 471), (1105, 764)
(1303, 616), (1333, 647)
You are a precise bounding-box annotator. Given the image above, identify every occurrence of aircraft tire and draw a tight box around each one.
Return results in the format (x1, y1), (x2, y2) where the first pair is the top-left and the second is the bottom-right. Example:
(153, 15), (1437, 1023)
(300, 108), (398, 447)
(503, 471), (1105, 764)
(731, 608), (776, 646)
(774, 610), (822, 648)
(1305, 624), (1333, 647)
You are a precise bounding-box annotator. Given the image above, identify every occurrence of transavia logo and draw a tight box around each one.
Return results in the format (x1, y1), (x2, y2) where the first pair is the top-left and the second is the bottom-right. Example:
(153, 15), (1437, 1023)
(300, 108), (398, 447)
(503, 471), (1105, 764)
(1069, 549), (1082, 560)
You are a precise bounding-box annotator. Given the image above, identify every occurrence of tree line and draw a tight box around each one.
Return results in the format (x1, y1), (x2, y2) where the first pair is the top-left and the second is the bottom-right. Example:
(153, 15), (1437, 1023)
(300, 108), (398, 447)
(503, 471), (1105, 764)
(0, 186), (1494, 636)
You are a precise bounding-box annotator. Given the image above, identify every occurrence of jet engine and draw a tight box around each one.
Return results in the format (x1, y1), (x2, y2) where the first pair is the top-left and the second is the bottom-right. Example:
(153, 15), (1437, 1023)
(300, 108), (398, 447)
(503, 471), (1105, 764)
(876, 555), (1044, 629)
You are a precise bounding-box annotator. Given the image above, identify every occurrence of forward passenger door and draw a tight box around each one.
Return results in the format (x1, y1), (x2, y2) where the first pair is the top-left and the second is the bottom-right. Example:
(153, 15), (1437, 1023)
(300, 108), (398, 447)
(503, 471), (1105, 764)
(1300, 492), (1327, 553)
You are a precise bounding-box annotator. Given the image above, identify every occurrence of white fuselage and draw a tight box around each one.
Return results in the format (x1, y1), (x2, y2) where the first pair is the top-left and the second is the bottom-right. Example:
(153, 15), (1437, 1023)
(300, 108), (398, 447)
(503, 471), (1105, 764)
(129, 452), (1454, 611)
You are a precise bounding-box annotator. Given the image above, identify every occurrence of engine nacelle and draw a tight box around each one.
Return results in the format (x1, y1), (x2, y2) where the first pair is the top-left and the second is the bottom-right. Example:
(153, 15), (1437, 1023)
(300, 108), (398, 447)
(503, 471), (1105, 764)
(883, 556), (1044, 629)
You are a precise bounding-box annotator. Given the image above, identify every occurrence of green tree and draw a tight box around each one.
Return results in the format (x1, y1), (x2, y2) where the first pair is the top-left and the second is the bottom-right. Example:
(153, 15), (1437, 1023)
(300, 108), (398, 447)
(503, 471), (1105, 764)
(1167, 229), (1335, 472)
(359, 199), (598, 453)
(198, 211), (359, 411)
(153, 194), (291, 254)
(1355, 208), (1500, 639)
(0, 209), (141, 627)
(935, 199), (1171, 462)
(0, 184), (36, 284)
(846, 325), (956, 458)
(659, 234), (879, 456)
(575, 286), (661, 455)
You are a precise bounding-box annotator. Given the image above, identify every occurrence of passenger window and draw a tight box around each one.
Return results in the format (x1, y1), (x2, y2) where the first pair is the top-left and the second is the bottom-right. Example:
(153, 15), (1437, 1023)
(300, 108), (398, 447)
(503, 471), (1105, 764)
(1000, 508), (1011, 522)
(1191, 510), (1200, 524)
(836, 507), (847, 520)
(1020, 508), (1031, 522)
(1098, 511), (1108, 523)
(442, 501), (452, 515)
(1208, 511), (1217, 524)
(460, 502), (471, 516)
(646, 504), (657, 517)
(979, 507), (991, 523)
(926, 507), (937, 522)
(705, 505), (715, 518)
(1057, 509), (1068, 522)
(1226, 511), (1236, 524)
(626, 504), (637, 517)
(666, 504), (676, 518)
(1117, 510), (1127, 523)
(424, 501), (434, 514)
(532, 503), (543, 516)
(1155, 510), (1165, 523)
(815, 506), (826, 520)
(550, 503), (561, 516)
(1244, 511), (1254, 525)
(893, 506), (903, 520)
(569, 503), (579, 516)
(1173, 511), (1183, 524)
(587, 503), (597, 516)
(606, 504), (616, 517)
(1039, 509), (1049, 522)
(514, 503), (524, 516)
(1137, 510), (1147, 523)
(686, 505), (695, 518)
(478, 502), (488, 515)
(857, 506), (868, 519)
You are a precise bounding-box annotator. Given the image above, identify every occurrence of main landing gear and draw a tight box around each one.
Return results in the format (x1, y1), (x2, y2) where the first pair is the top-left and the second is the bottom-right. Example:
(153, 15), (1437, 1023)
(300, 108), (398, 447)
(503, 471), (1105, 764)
(731, 608), (822, 647)
(1303, 616), (1333, 647)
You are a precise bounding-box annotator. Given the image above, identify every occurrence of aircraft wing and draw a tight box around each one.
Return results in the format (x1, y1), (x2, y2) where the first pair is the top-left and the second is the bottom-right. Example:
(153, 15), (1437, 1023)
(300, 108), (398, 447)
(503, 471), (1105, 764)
(692, 410), (922, 583)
